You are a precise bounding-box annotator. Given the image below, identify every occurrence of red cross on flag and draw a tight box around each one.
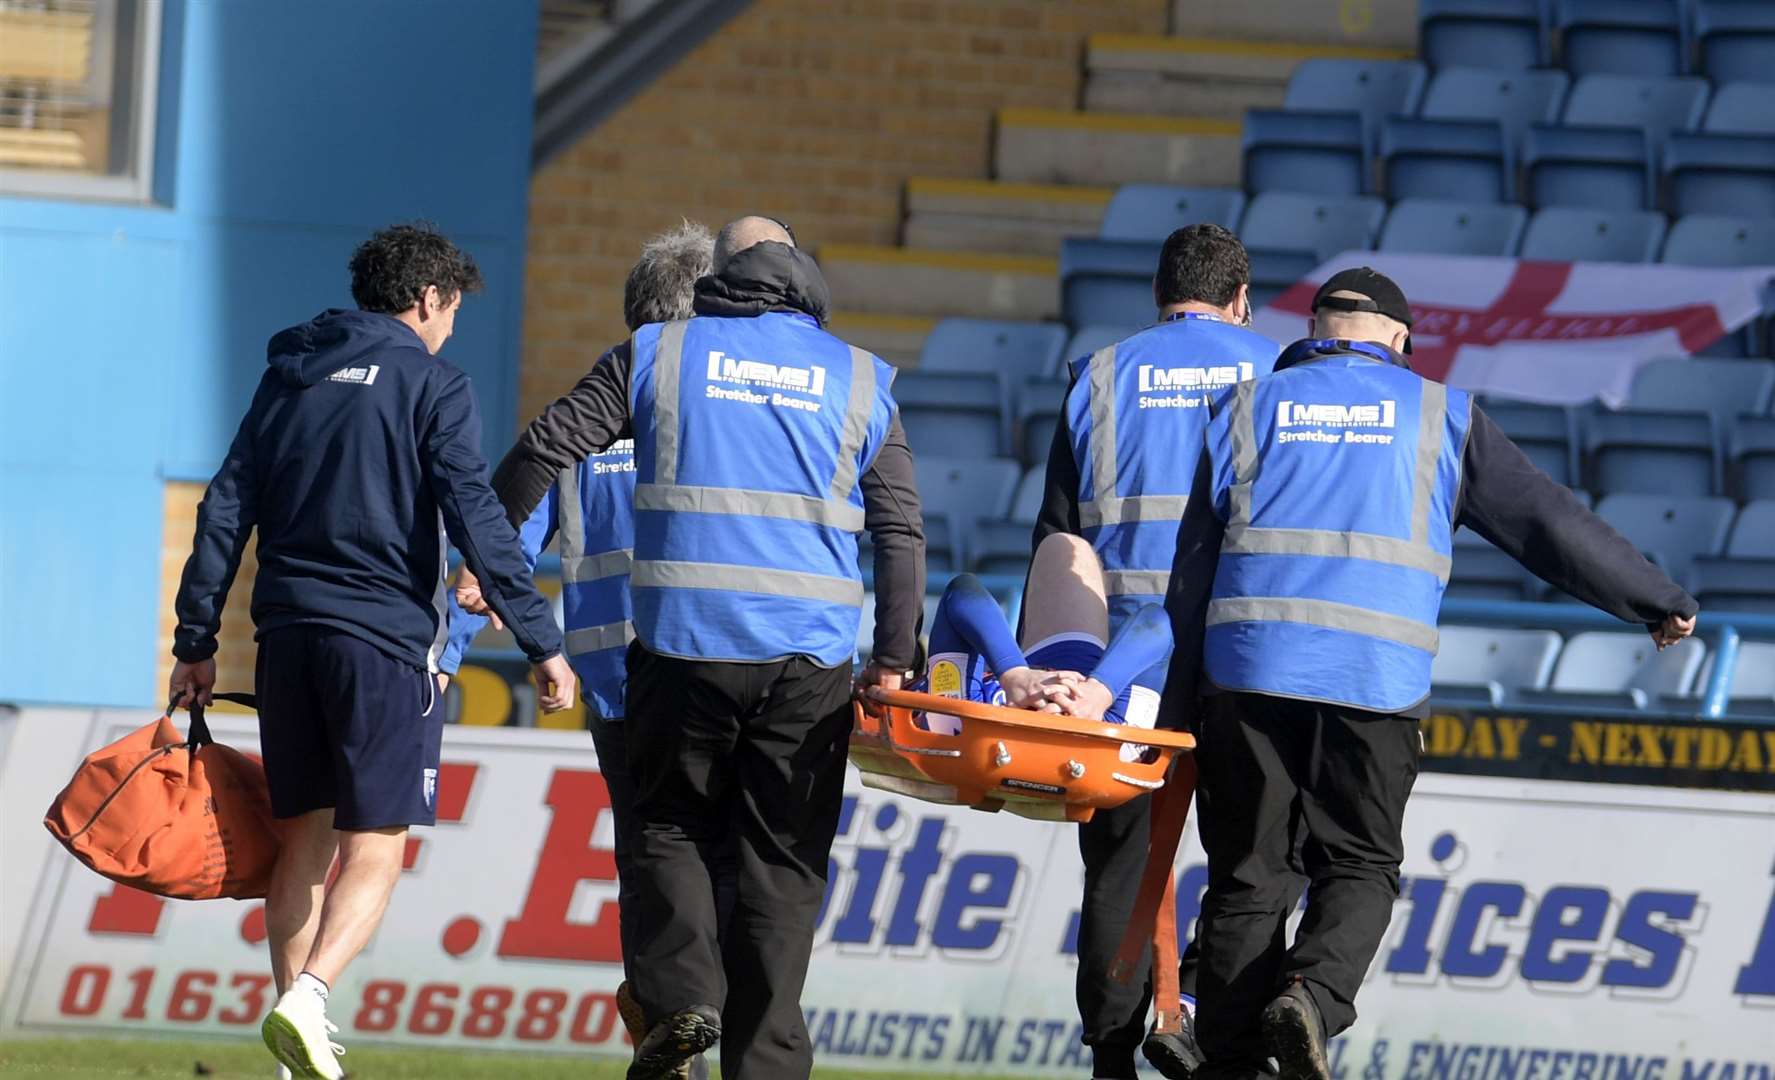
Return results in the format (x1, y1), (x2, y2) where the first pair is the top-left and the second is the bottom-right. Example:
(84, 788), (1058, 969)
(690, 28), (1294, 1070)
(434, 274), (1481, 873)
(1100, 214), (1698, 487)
(1254, 253), (1775, 406)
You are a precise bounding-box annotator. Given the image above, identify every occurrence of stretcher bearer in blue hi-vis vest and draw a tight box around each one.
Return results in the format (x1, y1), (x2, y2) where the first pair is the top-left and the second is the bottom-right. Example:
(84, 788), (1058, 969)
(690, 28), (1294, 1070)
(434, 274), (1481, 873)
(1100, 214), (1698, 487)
(461, 216), (924, 1080)
(1161, 268), (1698, 1080)
(445, 217), (721, 1080)
(1032, 223), (1279, 1080)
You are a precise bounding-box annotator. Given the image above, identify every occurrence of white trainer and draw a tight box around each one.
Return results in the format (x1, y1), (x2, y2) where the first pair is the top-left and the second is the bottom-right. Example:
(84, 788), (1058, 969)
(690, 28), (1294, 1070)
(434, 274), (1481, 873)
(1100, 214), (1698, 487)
(276, 1068), (293, 1080)
(261, 987), (344, 1080)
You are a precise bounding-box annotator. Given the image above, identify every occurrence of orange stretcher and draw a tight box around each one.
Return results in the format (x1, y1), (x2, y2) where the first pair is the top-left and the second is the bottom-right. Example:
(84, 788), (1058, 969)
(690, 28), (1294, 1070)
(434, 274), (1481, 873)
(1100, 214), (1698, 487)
(849, 686), (1200, 1016)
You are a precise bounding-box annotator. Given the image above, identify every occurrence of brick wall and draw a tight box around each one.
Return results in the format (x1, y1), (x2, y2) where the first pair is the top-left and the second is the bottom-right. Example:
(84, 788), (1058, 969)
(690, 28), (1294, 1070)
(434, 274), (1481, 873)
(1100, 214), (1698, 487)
(521, 0), (1169, 421)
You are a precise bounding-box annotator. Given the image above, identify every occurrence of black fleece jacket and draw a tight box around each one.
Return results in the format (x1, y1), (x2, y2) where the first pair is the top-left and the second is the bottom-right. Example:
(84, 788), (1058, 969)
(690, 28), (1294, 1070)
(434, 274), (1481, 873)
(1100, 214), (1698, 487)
(488, 242), (927, 670)
(1157, 340), (1700, 728)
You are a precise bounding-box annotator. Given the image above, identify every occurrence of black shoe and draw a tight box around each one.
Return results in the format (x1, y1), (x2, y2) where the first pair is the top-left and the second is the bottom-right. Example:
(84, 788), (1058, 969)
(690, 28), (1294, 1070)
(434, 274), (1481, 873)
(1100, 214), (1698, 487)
(1142, 1010), (1206, 1079)
(626, 1005), (721, 1080)
(1261, 980), (1331, 1080)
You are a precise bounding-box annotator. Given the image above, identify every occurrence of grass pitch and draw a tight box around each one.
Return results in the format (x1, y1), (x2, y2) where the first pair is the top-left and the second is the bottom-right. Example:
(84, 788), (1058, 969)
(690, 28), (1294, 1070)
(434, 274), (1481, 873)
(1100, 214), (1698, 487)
(0, 1038), (1019, 1078)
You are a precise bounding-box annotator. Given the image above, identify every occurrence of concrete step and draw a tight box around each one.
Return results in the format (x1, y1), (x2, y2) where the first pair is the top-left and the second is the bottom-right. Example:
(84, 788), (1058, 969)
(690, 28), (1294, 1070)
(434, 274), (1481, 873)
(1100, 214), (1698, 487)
(819, 244), (1059, 322)
(994, 107), (1242, 188)
(903, 177), (1112, 256)
(827, 313), (937, 367)
(1170, 0), (1419, 51)
(1085, 34), (1413, 122)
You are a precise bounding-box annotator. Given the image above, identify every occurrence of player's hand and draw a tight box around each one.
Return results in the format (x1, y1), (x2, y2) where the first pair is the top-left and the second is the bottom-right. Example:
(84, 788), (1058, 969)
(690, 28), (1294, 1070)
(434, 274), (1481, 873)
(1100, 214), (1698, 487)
(455, 568), (504, 630)
(1052, 676), (1116, 721)
(533, 654), (577, 712)
(1650, 612), (1696, 650)
(997, 666), (1049, 709)
(859, 661), (905, 692)
(436, 672), (450, 695)
(168, 658), (216, 710)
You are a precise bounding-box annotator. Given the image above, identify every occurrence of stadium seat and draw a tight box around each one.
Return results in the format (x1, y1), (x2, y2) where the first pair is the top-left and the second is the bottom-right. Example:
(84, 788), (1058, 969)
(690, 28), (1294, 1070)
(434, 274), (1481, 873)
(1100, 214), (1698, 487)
(1532, 631), (1707, 709)
(1059, 238), (1159, 329)
(1381, 117), (1510, 202)
(894, 372), (1004, 459)
(1480, 399), (1576, 483)
(1695, 1), (1775, 86)
(1419, 68), (1571, 151)
(923, 516), (960, 576)
(1242, 109), (1368, 197)
(1555, 0), (1685, 78)
(1518, 207), (1668, 262)
(1585, 410), (1719, 495)
(1730, 416), (1775, 501)
(1099, 185), (1245, 242)
(1522, 125), (1654, 211)
(1062, 325), (1135, 370)
(1687, 555), (1775, 612)
(1664, 133), (1775, 218)
(1448, 539), (1539, 602)
(1662, 213), (1775, 265)
(1433, 626), (1563, 697)
(915, 456), (1023, 566)
(1728, 499), (1775, 556)
(1704, 82), (1775, 136)
(1017, 377), (1067, 467)
(1009, 466), (1046, 524)
(1378, 199), (1528, 256)
(1419, 0), (1546, 71)
(1629, 358), (1775, 425)
(918, 319), (1068, 389)
(1723, 642), (1775, 706)
(1240, 192), (1387, 302)
(1283, 59), (1429, 148)
(1561, 74), (1709, 143)
(1594, 493), (1736, 577)
(856, 590), (877, 660)
(969, 519), (1035, 576)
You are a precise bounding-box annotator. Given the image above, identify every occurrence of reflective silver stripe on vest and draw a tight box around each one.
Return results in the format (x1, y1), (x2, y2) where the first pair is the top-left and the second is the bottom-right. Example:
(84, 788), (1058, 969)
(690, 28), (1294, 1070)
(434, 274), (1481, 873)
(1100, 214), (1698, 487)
(1207, 597), (1439, 653)
(652, 321), (689, 486)
(566, 620), (635, 655)
(564, 549), (634, 584)
(828, 346), (877, 501)
(1080, 494), (1190, 530)
(633, 483), (865, 531)
(632, 560), (865, 606)
(1104, 569), (1171, 597)
(1080, 345), (1122, 528)
(555, 465), (635, 583)
(645, 319), (870, 532)
(1222, 378), (1451, 582)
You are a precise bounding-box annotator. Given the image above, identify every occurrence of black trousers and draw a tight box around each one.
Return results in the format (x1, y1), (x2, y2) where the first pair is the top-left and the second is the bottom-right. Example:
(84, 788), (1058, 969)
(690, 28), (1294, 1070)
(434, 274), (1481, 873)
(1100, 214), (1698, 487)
(1076, 793), (1154, 1076)
(623, 644), (853, 1080)
(1195, 692), (1420, 1062)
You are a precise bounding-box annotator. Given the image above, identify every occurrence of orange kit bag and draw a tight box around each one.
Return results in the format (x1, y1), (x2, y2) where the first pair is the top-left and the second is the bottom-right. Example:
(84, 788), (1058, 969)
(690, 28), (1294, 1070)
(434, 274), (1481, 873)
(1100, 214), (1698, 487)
(43, 692), (280, 900)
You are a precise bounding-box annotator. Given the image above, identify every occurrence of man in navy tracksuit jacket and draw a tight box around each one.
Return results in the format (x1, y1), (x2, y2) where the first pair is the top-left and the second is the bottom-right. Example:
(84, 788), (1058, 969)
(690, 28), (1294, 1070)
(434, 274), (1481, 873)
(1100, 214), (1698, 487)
(169, 224), (573, 1080)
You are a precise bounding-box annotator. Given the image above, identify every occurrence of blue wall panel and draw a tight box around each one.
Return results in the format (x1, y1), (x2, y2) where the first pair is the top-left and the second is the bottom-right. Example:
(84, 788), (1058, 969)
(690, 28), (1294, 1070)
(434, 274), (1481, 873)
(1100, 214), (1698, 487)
(0, 0), (538, 707)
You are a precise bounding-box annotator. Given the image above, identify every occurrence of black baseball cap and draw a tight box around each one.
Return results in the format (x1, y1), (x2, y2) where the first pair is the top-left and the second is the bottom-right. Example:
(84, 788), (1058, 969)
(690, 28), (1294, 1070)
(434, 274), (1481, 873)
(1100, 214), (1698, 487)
(1312, 267), (1414, 353)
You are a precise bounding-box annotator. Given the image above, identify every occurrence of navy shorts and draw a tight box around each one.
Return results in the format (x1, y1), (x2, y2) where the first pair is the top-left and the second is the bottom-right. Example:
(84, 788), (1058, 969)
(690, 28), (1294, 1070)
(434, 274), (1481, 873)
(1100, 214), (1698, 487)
(255, 624), (442, 830)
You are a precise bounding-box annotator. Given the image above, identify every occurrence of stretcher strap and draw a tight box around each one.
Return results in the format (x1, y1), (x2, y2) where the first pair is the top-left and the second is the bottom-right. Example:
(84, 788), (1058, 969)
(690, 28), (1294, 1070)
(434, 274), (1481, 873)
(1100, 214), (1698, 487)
(1150, 872), (1182, 1036)
(166, 692), (258, 753)
(1109, 753), (1197, 988)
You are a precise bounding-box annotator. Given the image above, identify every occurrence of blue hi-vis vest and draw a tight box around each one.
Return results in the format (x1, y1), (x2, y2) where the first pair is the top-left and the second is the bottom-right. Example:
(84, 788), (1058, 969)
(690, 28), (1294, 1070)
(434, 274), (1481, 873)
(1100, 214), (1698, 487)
(1202, 342), (1472, 713)
(628, 311), (897, 666)
(1066, 314), (1279, 629)
(554, 440), (636, 719)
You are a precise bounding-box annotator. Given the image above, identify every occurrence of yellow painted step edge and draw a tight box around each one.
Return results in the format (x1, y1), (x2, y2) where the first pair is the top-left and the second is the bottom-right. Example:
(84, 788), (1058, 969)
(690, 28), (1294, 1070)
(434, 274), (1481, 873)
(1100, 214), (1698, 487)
(1089, 32), (1416, 62)
(998, 107), (1241, 137)
(828, 312), (940, 334)
(821, 244), (1058, 276)
(906, 176), (1115, 206)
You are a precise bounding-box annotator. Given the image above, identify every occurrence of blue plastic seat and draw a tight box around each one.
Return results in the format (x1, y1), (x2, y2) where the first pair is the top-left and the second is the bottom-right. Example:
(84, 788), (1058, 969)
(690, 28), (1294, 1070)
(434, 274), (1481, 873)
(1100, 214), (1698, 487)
(1381, 117), (1510, 202)
(1731, 416), (1775, 501)
(1519, 207), (1668, 262)
(1420, 67), (1571, 150)
(1696, 2), (1775, 85)
(1537, 631), (1706, 706)
(1522, 125), (1653, 210)
(1586, 409), (1719, 495)
(968, 519), (1035, 576)
(1662, 213), (1775, 265)
(1703, 82), (1775, 136)
(1664, 133), (1775, 218)
(1595, 492), (1736, 577)
(1729, 499), (1775, 556)
(1241, 192), (1387, 298)
(1561, 74), (1709, 143)
(1059, 237), (1159, 329)
(1062, 325), (1135, 371)
(1448, 540), (1539, 601)
(1420, 0), (1546, 70)
(1009, 466), (1045, 524)
(1378, 198), (1527, 255)
(1433, 626), (1563, 693)
(918, 319), (1068, 389)
(1100, 185), (1246, 242)
(1555, 0), (1685, 77)
(894, 372), (1005, 459)
(915, 456), (1023, 566)
(1482, 399), (1577, 483)
(1017, 377), (1067, 467)
(1242, 109), (1368, 197)
(1688, 555), (1775, 613)
(1284, 59), (1429, 149)
(1629, 358), (1775, 425)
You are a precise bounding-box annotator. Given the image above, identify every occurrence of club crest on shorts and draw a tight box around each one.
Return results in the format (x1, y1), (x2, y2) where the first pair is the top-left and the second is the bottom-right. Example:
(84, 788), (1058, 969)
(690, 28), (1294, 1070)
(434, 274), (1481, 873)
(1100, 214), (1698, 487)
(422, 767), (438, 810)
